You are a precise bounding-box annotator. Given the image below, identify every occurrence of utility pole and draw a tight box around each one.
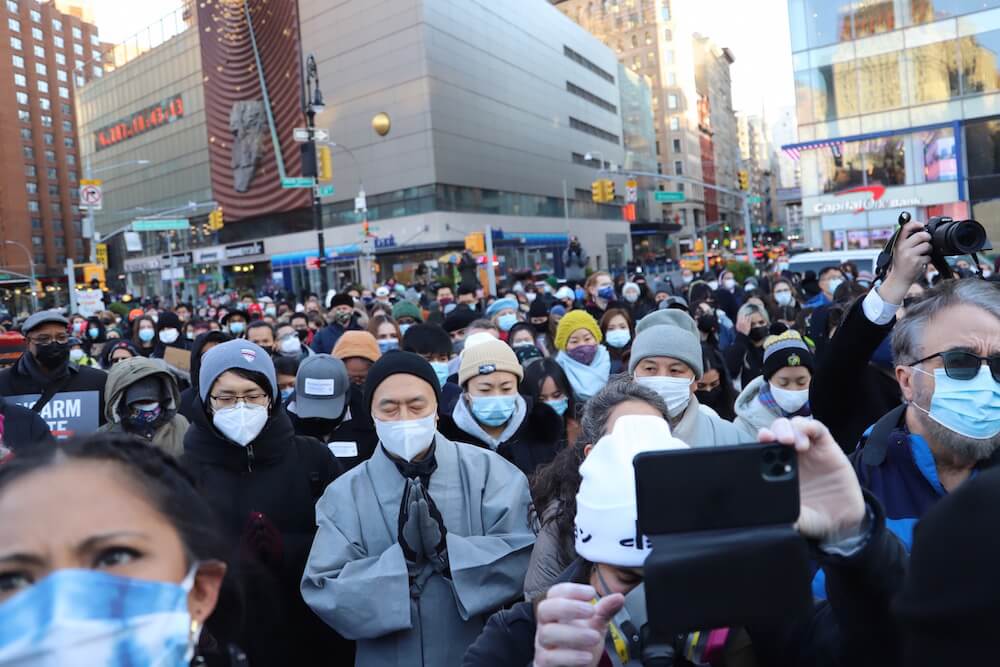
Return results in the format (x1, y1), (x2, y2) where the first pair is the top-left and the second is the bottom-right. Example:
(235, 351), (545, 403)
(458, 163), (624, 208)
(303, 54), (327, 296)
(484, 225), (497, 296)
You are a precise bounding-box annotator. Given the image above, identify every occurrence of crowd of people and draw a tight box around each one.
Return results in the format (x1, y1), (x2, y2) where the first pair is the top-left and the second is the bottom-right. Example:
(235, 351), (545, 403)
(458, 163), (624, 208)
(0, 224), (997, 666)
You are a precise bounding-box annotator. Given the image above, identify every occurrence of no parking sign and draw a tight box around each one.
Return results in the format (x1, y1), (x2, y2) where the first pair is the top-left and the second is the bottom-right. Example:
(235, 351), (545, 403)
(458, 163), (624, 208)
(79, 179), (103, 210)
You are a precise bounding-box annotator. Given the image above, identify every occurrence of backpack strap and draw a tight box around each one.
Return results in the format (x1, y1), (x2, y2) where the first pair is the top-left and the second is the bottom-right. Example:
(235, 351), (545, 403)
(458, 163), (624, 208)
(30, 370), (76, 415)
(860, 404), (907, 467)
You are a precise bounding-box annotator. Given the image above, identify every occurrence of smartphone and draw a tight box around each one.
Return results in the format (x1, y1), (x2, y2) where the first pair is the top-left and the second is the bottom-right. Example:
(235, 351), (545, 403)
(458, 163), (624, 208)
(634, 442), (799, 536)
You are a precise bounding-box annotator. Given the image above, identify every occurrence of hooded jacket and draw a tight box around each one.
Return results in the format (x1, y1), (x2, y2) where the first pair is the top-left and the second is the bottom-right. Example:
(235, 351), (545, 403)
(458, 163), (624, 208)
(733, 375), (784, 439)
(182, 396), (347, 666)
(438, 395), (562, 476)
(99, 357), (189, 458)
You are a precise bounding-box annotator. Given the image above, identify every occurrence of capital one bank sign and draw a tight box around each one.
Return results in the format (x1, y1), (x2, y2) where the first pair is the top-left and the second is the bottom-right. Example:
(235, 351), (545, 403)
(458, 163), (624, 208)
(812, 185), (920, 215)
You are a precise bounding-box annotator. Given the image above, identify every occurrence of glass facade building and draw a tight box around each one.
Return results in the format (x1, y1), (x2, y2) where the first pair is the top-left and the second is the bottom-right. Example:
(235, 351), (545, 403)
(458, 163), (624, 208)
(785, 0), (1000, 248)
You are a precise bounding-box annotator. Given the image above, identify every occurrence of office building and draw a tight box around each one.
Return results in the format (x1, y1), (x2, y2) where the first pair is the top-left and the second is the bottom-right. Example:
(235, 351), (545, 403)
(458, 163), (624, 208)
(0, 0), (103, 298)
(78, 0), (634, 297)
(785, 0), (1000, 250)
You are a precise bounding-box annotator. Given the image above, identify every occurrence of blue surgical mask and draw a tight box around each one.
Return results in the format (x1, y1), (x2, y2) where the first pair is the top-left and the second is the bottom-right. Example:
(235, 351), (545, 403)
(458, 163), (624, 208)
(546, 397), (569, 417)
(280, 387), (294, 402)
(497, 313), (518, 332)
(597, 286), (616, 301)
(430, 361), (450, 389)
(470, 394), (517, 427)
(87, 327), (99, 339)
(138, 328), (155, 343)
(912, 365), (1000, 440)
(605, 329), (631, 349)
(574, 287), (585, 302)
(399, 323), (412, 336)
(228, 321), (246, 335)
(0, 566), (199, 665)
(378, 338), (399, 353)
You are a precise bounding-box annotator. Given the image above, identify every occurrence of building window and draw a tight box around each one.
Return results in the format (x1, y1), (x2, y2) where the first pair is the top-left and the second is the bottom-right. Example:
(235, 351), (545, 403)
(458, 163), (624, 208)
(28, 201), (38, 212)
(664, 28), (672, 41)
(670, 116), (680, 130)
(631, 34), (638, 48)
(44, 149), (54, 161)
(52, 17), (61, 31)
(566, 81), (618, 113)
(647, 51), (656, 66)
(63, 136), (73, 148)
(25, 181), (37, 194)
(5, 0), (16, 11)
(60, 103), (70, 114)
(89, 68), (98, 80)
(31, 26), (41, 40)
(31, 218), (41, 230)
(43, 133), (53, 145)
(37, 79), (48, 93)
(46, 167), (56, 179)
(16, 91), (27, 105)
(53, 35), (63, 48)
(90, 33), (98, 45)
(55, 52), (64, 65)
(22, 146), (32, 159)
(39, 97), (49, 110)
(674, 160), (683, 175)
(50, 202), (61, 215)
(32, 44), (43, 58)
(56, 69), (66, 81)
(8, 17), (18, 32)
(10, 36), (20, 50)
(35, 61), (46, 75)
(666, 71), (676, 85)
(58, 85), (68, 99)
(16, 108), (29, 122)
(29, 8), (39, 22)
(569, 116), (621, 144)
(672, 138), (681, 152)
(31, 236), (42, 246)
(645, 31), (652, 45)
(68, 169), (76, 181)
(12, 54), (23, 68)
(73, 43), (82, 55)
(72, 26), (81, 39)
(563, 45), (616, 83)
(74, 58), (82, 69)
(19, 127), (31, 140)
(664, 49), (674, 64)
(40, 114), (51, 127)
(13, 72), (25, 86)
(47, 184), (59, 196)
(53, 236), (63, 248)
(667, 94), (678, 109)
(65, 153), (74, 165)
(62, 120), (71, 132)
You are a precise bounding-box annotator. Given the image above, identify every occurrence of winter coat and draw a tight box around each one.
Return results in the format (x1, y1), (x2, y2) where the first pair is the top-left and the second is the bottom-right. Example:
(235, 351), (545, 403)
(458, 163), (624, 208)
(810, 297), (901, 453)
(0, 352), (107, 437)
(733, 375), (785, 439)
(563, 244), (589, 282)
(99, 357), (189, 458)
(301, 433), (535, 667)
(0, 394), (52, 456)
(523, 499), (577, 600)
(466, 492), (908, 667)
(725, 332), (765, 389)
(310, 320), (361, 354)
(321, 384), (379, 471)
(438, 395), (562, 477)
(672, 395), (748, 448)
(181, 399), (348, 667)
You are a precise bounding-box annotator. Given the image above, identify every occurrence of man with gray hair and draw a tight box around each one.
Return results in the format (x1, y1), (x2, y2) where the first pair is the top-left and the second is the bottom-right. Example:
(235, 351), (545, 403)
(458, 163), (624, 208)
(851, 277), (1000, 554)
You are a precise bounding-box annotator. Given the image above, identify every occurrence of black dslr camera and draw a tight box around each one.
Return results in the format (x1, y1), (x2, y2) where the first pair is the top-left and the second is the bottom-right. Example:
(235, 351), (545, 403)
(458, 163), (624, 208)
(876, 211), (992, 282)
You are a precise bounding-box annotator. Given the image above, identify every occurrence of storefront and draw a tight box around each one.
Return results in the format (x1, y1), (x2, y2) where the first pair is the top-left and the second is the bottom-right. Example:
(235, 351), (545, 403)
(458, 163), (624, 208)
(221, 241), (272, 293)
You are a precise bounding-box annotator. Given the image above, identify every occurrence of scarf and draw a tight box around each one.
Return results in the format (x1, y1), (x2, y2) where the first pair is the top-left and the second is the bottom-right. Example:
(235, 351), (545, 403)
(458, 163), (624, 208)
(758, 382), (811, 418)
(386, 440), (439, 488)
(451, 394), (527, 450)
(555, 346), (611, 402)
(17, 351), (68, 385)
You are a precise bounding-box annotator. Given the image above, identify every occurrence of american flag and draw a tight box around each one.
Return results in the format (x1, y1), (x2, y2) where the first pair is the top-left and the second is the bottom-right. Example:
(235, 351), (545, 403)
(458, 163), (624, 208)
(782, 139), (846, 161)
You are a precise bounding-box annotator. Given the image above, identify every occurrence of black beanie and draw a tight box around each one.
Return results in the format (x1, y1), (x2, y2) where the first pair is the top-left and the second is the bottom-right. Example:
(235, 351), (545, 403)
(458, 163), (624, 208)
(330, 293), (355, 310)
(156, 311), (182, 333)
(761, 331), (814, 381)
(402, 323), (452, 357)
(443, 307), (478, 333)
(363, 350), (441, 413)
(528, 297), (549, 318)
(894, 465), (1000, 666)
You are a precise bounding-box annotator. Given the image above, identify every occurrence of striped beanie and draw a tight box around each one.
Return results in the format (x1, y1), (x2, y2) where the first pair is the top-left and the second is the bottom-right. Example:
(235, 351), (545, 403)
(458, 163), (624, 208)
(762, 331), (813, 380)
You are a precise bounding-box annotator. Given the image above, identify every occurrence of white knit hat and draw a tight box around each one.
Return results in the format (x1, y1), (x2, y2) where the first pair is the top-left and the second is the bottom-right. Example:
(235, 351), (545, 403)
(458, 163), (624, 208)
(574, 415), (688, 567)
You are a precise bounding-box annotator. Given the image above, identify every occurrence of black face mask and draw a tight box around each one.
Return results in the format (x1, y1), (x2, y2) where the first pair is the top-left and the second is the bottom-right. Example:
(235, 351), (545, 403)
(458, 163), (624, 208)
(532, 321), (549, 334)
(296, 329), (309, 342)
(748, 325), (770, 342)
(298, 416), (342, 440)
(697, 314), (718, 334)
(696, 386), (724, 407)
(34, 341), (70, 369)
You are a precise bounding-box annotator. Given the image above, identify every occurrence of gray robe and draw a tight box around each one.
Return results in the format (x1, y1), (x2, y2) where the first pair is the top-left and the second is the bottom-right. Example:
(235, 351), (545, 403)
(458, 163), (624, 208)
(301, 433), (535, 667)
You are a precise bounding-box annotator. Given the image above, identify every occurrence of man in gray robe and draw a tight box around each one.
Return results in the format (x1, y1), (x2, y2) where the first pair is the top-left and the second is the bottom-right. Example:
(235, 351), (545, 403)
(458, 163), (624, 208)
(301, 351), (535, 666)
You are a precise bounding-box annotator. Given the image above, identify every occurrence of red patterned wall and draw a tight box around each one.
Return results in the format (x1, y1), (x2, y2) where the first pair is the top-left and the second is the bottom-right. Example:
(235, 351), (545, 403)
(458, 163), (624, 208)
(197, 0), (309, 221)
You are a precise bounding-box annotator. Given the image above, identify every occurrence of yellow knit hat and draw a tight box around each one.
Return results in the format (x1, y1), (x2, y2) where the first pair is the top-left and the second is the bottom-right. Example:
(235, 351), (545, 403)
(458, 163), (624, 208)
(555, 310), (602, 350)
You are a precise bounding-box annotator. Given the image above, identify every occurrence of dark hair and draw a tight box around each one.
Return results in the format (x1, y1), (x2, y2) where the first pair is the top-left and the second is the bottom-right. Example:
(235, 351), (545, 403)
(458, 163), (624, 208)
(273, 355), (300, 377)
(190, 331), (232, 394)
(818, 266), (844, 281)
(700, 344), (738, 421)
(131, 315), (156, 347)
(506, 322), (538, 347)
(100, 339), (139, 369)
(599, 308), (633, 335)
(206, 368), (276, 413)
(247, 320), (275, 336)
(521, 358), (576, 425)
(289, 312), (308, 325)
(457, 284), (476, 297)
(402, 323), (452, 356)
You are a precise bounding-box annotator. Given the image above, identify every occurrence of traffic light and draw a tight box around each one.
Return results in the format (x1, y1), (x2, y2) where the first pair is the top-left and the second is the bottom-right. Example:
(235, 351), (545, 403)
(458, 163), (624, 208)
(591, 180), (603, 203)
(208, 207), (224, 231)
(362, 220), (370, 237)
(601, 179), (615, 203)
(318, 145), (333, 181)
(738, 170), (749, 190)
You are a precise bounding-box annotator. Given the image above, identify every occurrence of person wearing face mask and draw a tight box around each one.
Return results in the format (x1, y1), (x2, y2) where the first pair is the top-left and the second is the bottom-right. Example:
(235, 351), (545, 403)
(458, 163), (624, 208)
(805, 266), (846, 309)
(438, 338), (561, 476)
(486, 297), (521, 339)
(525, 297), (555, 356)
(520, 358), (580, 449)
(0, 310), (108, 434)
(82, 315), (106, 359)
(100, 357), (189, 458)
(276, 322), (313, 361)
(274, 354), (300, 405)
(177, 331), (231, 423)
(151, 311), (190, 360)
(391, 300), (424, 336)
(621, 280), (654, 321)
(733, 331), (814, 438)
(599, 308), (633, 375)
(131, 315), (158, 357)
(712, 270), (745, 322)
(332, 330), (382, 387)
(725, 302), (772, 388)
(629, 309), (744, 447)
(220, 311), (249, 340)
(181, 339), (346, 666)
(695, 344), (738, 421)
(583, 271), (619, 321)
(67, 337), (99, 367)
(311, 293), (363, 354)
(554, 310), (611, 404)
(301, 351), (534, 667)
(368, 314), (403, 355)
(287, 354), (363, 462)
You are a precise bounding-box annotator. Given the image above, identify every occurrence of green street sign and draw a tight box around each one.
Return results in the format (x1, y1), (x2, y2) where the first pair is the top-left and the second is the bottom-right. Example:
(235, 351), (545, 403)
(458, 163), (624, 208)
(655, 191), (686, 203)
(132, 218), (190, 231)
(747, 195), (764, 204)
(315, 184), (335, 197)
(281, 177), (314, 189)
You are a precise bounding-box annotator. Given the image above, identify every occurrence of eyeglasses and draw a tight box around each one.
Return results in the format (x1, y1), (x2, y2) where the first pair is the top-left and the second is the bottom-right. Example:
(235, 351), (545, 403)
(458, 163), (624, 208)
(210, 393), (270, 409)
(30, 334), (69, 345)
(914, 350), (1000, 382)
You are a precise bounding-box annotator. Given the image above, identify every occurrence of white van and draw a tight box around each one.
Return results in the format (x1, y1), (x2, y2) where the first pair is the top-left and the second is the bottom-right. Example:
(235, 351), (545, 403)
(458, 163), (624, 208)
(784, 249), (881, 277)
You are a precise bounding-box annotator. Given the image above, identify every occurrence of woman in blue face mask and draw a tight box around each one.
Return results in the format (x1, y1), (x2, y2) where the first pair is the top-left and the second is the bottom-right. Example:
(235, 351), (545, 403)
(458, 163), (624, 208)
(368, 314), (402, 355)
(0, 432), (232, 665)
(583, 271), (618, 321)
(599, 308), (634, 375)
(131, 315), (158, 358)
(521, 358), (580, 449)
(437, 337), (561, 477)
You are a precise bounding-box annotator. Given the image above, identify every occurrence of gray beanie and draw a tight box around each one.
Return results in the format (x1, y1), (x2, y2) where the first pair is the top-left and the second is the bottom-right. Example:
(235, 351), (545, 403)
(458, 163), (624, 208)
(636, 308), (699, 336)
(628, 323), (704, 378)
(198, 339), (278, 402)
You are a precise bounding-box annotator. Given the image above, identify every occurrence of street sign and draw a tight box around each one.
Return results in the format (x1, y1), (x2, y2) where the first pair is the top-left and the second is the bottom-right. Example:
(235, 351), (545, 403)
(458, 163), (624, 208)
(132, 218), (190, 231)
(95, 243), (108, 268)
(79, 178), (102, 186)
(315, 184), (335, 197)
(293, 127), (330, 143)
(655, 191), (686, 203)
(625, 179), (638, 204)
(79, 184), (103, 210)
(281, 176), (314, 188)
(123, 231), (143, 252)
(747, 195), (764, 204)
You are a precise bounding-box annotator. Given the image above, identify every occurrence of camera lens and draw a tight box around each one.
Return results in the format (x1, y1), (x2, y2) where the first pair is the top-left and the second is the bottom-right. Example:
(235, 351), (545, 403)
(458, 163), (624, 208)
(933, 219), (988, 255)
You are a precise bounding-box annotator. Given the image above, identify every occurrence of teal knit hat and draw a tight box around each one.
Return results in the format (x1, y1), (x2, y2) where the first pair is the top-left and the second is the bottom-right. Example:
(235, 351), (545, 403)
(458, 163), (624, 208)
(391, 301), (424, 323)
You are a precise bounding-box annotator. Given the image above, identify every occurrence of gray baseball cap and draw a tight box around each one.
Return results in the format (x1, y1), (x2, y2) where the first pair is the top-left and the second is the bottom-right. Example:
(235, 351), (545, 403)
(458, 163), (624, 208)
(22, 310), (68, 334)
(295, 354), (349, 419)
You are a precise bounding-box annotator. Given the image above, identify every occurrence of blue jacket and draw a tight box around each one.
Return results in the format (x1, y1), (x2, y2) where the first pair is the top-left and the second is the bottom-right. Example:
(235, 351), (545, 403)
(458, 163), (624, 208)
(309, 321), (359, 355)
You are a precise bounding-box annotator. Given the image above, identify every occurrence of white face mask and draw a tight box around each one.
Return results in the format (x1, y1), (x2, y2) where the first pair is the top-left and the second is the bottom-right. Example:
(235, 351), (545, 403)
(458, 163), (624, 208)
(723, 278), (737, 291)
(769, 384), (810, 414)
(636, 375), (693, 417)
(774, 291), (793, 306)
(158, 329), (179, 344)
(278, 335), (300, 356)
(212, 403), (268, 446)
(825, 278), (844, 295)
(69, 348), (85, 362)
(375, 413), (437, 462)
(708, 280), (719, 290)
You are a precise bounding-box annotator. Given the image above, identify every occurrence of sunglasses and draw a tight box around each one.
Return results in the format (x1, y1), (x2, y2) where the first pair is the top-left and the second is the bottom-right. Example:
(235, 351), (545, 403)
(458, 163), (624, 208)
(915, 350), (1000, 382)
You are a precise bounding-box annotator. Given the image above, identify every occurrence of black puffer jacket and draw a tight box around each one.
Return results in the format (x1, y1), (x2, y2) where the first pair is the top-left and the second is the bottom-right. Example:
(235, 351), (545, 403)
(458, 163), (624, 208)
(438, 396), (562, 476)
(178, 332), (231, 422)
(181, 398), (350, 666)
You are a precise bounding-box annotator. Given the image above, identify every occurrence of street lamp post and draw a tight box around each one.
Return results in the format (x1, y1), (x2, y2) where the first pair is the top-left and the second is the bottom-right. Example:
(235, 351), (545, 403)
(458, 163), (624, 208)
(303, 54), (327, 295)
(4, 241), (37, 311)
(83, 158), (151, 264)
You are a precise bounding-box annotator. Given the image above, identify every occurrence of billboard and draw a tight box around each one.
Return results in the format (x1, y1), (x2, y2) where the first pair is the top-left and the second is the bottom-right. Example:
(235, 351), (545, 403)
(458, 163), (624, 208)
(197, 0), (310, 221)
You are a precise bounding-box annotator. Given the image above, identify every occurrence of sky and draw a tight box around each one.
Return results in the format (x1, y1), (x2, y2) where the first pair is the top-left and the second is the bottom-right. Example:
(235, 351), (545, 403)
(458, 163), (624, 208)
(88, 0), (186, 45)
